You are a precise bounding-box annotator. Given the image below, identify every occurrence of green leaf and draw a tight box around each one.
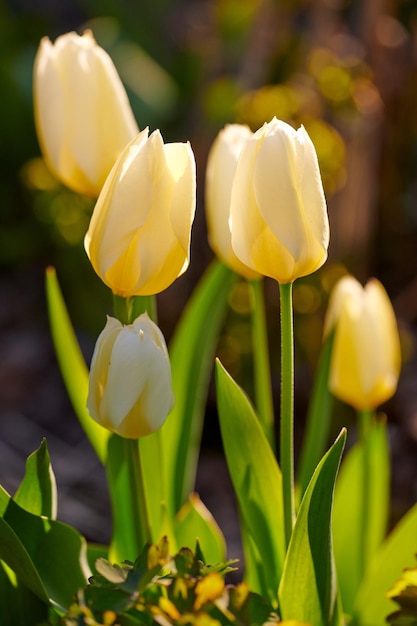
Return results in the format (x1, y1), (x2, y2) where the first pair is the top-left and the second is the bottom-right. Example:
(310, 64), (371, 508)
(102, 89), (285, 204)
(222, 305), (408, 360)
(13, 439), (57, 519)
(215, 359), (285, 603)
(174, 493), (226, 565)
(86, 543), (108, 574)
(0, 560), (49, 625)
(354, 501), (417, 626)
(332, 420), (390, 616)
(278, 429), (346, 626)
(159, 260), (236, 515)
(297, 332), (334, 498)
(45, 267), (109, 463)
(0, 485), (90, 611)
(139, 431), (166, 540)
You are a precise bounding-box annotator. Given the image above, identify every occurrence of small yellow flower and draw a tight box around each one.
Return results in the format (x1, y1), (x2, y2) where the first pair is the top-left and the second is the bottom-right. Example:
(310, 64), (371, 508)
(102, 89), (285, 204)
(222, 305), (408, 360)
(326, 276), (401, 410)
(87, 314), (174, 439)
(33, 30), (138, 197)
(230, 117), (329, 284)
(205, 124), (260, 279)
(84, 128), (196, 297)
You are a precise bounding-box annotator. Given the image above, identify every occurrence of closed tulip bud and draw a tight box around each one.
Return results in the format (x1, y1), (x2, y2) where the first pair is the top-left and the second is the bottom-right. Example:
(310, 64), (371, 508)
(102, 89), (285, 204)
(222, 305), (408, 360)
(87, 314), (174, 439)
(33, 30), (138, 197)
(84, 127), (196, 296)
(326, 276), (401, 410)
(230, 117), (329, 284)
(205, 124), (261, 280)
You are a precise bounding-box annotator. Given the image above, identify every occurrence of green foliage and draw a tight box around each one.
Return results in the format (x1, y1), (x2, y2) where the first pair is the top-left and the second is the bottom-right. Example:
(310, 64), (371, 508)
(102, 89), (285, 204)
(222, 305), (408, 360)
(159, 260), (237, 516)
(60, 538), (274, 626)
(45, 267), (109, 463)
(215, 359), (285, 603)
(0, 440), (90, 614)
(354, 502), (417, 625)
(14, 438), (57, 519)
(278, 429), (346, 626)
(332, 419), (390, 616)
(387, 559), (417, 625)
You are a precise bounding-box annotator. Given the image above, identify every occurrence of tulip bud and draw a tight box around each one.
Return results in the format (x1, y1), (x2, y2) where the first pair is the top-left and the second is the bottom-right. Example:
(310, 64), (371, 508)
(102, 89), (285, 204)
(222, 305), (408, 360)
(326, 276), (401, 410)
(87, 314), (174, 439)
(33, 30), (138, 197)
(205, 124), (261, 280)
(230, 117), (329, 284)
(84, 127), (196, 297)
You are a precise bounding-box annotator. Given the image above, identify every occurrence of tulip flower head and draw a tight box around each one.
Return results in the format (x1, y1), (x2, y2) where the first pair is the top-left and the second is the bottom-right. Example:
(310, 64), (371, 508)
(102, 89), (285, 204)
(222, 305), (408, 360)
(34, 30), (138, 197)
(326, 276), (401, 410)
(87, 314), (174, 439)
(230, 117), (329, 284)
(85, 127), (196, 297)
(205, 124), (261, 279)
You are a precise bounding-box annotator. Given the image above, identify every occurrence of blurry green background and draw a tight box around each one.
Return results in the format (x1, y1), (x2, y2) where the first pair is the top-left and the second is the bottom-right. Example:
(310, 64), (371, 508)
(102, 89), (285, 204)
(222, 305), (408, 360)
(2, 0), (417, 543)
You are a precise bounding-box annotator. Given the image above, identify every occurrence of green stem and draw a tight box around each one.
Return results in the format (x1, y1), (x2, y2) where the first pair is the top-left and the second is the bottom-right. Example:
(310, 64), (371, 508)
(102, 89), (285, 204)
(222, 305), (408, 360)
(279, 281), (295, 548)
(112, 293), (156, 551)
(358, 408), (374, 442)
(251, 279), (275, 451)
(113, 294), (131, 325)
(358, 407), (376, 578)
(125, 438), (152, 547)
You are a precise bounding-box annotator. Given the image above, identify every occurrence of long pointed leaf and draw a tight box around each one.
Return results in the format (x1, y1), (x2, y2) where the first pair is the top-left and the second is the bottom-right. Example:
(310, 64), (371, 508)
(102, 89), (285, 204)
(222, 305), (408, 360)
(354, 501), (417, 625)
(45, 267), (109, 463)
(174, 493), (226, 565)
(14, 438), (57, 519)
(216, 359), (285, 603)
(297, 332), (334, 497)
(0, 486), (90, 611)
(332, 420), (390, 616)
(278, 429), (346, 625)
(160, 260), (236, 514)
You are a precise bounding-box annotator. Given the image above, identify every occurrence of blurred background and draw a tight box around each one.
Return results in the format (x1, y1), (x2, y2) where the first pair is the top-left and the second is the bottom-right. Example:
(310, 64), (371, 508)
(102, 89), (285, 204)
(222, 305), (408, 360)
(1, 0), (417, 559)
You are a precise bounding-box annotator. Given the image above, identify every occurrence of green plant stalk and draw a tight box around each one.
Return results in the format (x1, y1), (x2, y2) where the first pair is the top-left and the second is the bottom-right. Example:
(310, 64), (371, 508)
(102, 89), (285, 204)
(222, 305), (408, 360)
(251, 278), (275, 451)
(112, 293), (157, 549)
(358, 407), (376, 579)
(124, 437), (152, 546)
(279, 281), (295, 548)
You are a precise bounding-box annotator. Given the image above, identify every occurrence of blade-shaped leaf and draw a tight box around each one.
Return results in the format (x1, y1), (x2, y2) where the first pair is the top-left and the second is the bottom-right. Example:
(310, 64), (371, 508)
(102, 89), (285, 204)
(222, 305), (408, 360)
(216, 359), (285, 603)
(139, 431), (166, 541)
(332, 420), (390, 616)
(14, 438), (57, 519)
(354, 501), (417, 626)
(0, 485), (90, 611)
(45, 267), (109, 463)
(0, 560), (49, 624)
(159, 260), (236, 515)
(297, 332), (334, 497)
(278, 429), (346, 626)
(174, 493), (226, 565)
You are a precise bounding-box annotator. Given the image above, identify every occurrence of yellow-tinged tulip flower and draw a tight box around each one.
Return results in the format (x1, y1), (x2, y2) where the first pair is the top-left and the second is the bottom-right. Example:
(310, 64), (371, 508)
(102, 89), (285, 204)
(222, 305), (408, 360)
(230, 117), (329, 284)
(326, 276), (401, 410)
(84, 127), (196, 297)
(33, 30), (138, 197)
(87, 314), (174, 439)
(205, 124), (261, 280)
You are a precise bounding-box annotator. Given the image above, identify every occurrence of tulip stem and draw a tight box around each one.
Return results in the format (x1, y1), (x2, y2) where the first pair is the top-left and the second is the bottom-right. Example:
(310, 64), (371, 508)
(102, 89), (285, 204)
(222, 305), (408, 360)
(279, 281), (295, 548)
(358, 408), (376, 579)
(251, 278), (275, 451)
(113, 295), (131, 325)
(125, 438), (152, 550)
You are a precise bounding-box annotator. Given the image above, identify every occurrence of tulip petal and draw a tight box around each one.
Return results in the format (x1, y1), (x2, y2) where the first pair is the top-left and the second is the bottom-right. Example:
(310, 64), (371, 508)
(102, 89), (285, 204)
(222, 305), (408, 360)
(100, 327), (151, 431)
(87, 317), (122, 423)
